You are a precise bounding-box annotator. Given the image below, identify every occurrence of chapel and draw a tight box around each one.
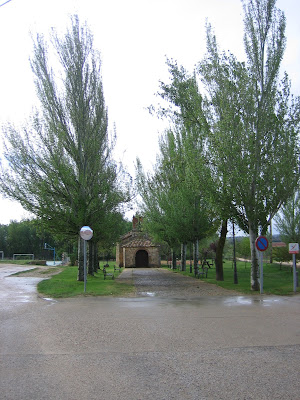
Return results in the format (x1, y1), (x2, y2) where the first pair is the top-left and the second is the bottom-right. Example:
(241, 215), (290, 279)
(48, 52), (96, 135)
(116, 216), (161, 268)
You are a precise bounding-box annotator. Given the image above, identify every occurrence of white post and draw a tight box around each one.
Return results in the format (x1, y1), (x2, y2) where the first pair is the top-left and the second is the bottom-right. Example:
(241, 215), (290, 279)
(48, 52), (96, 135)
(293, 253), (297, 293)
(260, 251), (263, 295)
(288, 244), (299, 294)
(84, 239), (87, 293)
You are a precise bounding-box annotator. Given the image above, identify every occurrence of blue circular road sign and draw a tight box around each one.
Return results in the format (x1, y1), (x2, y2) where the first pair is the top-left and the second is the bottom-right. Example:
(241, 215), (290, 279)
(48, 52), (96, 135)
(255, 236), (269, 252)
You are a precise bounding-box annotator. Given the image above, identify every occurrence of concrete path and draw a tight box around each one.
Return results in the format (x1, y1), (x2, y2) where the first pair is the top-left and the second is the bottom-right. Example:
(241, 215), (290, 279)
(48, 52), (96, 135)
(0, 264), (44, 311)
(1, 265), (300, 400)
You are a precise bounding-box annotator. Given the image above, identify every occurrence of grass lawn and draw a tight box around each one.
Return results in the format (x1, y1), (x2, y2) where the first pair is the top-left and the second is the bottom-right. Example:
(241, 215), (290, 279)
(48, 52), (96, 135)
(37, 263), (135, 298)
(12, 259), (298, 298)
(0, 260), (34, 265)
(166, 260), (299, 296)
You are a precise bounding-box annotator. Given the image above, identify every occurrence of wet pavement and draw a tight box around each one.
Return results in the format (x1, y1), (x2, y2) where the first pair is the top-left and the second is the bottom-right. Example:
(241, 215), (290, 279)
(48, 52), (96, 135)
(1, 265), (300, 399)
(0, 264), (45, 311)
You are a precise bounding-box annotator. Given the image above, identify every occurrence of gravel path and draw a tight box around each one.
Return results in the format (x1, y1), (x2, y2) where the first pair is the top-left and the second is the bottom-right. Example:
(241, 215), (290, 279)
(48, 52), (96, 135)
(117, 267), (242, 298)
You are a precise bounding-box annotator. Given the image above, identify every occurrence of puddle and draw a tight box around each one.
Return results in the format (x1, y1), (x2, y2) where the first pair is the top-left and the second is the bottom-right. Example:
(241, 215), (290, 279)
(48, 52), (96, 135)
(139, 291), (156, 297)
(46, 261), (62, 266)
(42, 297), (57, 306)
(222, 296), (285, 307)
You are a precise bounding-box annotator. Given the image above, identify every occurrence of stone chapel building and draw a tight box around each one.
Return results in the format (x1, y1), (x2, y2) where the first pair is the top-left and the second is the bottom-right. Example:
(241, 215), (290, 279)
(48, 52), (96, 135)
(116, 216), (161, 268)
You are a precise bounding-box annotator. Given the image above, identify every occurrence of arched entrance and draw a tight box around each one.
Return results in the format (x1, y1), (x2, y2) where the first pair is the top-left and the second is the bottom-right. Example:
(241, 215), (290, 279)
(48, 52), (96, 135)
(135, 250), (149, 267)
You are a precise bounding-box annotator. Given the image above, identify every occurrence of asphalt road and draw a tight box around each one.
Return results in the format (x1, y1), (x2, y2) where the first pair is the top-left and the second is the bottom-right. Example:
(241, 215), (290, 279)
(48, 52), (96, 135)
(1, 265), (300, 400)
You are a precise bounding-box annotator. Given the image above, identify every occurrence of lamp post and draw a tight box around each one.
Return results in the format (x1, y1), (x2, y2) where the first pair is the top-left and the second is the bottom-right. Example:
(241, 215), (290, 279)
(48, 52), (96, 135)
(80, 226), (93, 293)
(44, 243), (56, 265)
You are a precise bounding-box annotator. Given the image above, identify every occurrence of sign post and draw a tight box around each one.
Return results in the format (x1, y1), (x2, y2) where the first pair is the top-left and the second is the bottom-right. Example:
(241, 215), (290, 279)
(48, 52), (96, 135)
(289, 243), (299, 293)
(80, 226), (93, 293)
(255, 236), (269, 294)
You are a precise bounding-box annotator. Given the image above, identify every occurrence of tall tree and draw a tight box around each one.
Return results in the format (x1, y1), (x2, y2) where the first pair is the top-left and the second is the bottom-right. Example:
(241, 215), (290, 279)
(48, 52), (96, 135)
(0, 224), (8, 257)
(0, 15), (130, 280)
(154, 58), (228, 280)
(150, 1), (300, 290)
(198, 26), (253, 281)
(136, 122), (218, 272)
(275, 191), (300, 243)
(233, 0), (299, 289)
(199, 1), (299, 290)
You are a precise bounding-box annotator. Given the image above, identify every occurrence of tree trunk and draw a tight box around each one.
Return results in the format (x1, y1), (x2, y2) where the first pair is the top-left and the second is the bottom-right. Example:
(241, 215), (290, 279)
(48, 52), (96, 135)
(249, 225), (260, 291)
(93, 243), (99, 273)
(193, 239), (199, 275)
(181, 243), (187, 271)
(77, 236), (84, 281)
(88, 240), (94, 276)
(215, 219), (227, 281)
(269, 217), (273, 264)
(171, 249), (177, 270)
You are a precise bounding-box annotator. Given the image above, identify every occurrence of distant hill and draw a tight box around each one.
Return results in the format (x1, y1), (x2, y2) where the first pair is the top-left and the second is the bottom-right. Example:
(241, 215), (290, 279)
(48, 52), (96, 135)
(227, 234), (282, 242)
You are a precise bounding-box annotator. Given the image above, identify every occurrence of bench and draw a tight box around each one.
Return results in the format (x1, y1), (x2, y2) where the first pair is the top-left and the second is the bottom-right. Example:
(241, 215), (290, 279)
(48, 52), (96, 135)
(196, 266), (209, 279)
(114, 265), (121, 272)
(103, 267), (114, 280)
(201, 259), (214, 269)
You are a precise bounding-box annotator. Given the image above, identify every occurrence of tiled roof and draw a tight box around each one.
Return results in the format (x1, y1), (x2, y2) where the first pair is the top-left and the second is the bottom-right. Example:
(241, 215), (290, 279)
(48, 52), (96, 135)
(122, 238), (158, 248)
(272, 242), (286, 247)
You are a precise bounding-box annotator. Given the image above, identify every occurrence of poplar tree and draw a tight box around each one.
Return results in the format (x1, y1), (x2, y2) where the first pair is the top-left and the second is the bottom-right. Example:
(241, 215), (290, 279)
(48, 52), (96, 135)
(136, 122), (218, 272)
(0, 15), (130, 280)
(231, 0), (299, 289)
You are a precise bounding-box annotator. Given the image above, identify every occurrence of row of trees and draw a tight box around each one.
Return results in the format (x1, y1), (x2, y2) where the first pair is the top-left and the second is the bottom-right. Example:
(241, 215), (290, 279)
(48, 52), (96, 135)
(137, 0), (300, 290)
(0, 217), (131, 263)
(0, 16), (131, 279)
(275, 191), (300, 244)
(0, 220), (58, 259)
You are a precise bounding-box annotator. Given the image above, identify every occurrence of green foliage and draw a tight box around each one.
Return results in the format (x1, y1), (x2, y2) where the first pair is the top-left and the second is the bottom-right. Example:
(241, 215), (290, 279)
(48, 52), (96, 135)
(137, 70), (219, 248)
(171, 260), (299, 296)
(69, 253), (77, 266)
(0, 218), (75, 259)
(275, 191), (300, 243)
(150, 0), (300, 291)
(0, 15), (131, 243)
(272, 246), (300, 262)
(200, 11), (300, 236)
(235, 237), (251, 259)
(0, 224), (8, 255)
(26, 260), (47, 266)
(0, 15), (132, 280)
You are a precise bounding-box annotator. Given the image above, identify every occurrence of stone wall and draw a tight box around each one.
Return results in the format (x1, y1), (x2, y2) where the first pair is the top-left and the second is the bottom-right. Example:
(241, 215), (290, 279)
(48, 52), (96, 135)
(116, 243), (123, 267)
(123, 246), (160, 268)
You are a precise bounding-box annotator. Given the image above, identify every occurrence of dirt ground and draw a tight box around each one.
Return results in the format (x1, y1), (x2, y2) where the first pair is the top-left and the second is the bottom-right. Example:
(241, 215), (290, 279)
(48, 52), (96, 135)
(14, 265), (64, 278)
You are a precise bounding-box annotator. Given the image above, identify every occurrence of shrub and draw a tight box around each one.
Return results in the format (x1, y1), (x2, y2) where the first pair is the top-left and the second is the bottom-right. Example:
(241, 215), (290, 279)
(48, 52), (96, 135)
(27, 260), (47, 265)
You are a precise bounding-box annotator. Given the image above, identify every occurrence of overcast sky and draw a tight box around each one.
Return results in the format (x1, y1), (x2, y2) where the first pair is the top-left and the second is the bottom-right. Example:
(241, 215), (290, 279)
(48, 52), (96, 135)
(0, 0), (299, 225)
